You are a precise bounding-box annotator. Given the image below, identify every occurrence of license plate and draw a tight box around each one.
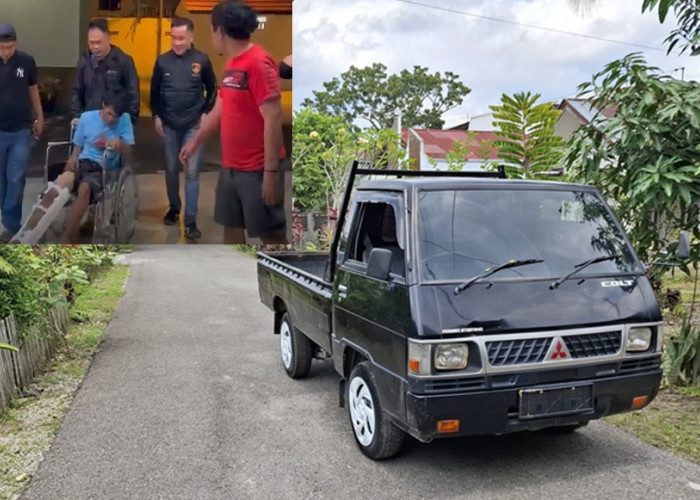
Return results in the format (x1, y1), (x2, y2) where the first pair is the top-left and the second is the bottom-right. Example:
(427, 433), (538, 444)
(519, 384), (593, 419)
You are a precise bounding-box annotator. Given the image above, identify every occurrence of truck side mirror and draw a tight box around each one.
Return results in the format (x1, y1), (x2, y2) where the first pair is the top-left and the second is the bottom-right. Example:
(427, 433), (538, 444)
(367, 248), (392, 281)
(679, 231), (690, 259)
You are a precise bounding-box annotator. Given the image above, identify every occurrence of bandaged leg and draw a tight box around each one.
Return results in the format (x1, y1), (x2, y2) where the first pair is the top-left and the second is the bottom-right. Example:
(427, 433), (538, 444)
(10, 181), (73, 244)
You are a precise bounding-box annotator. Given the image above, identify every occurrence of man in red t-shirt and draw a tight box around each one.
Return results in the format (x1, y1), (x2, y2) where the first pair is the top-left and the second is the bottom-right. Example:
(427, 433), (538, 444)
(180, 0), (287, 244)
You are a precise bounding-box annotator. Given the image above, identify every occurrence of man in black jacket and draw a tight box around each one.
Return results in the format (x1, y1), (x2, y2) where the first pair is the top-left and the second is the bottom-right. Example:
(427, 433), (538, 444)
(150, 17), (217, 241)
(71, 19), (140, 127)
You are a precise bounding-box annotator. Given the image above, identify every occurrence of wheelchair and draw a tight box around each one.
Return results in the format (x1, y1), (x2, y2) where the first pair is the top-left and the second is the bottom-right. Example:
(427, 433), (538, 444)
(11, 130), (139, 244)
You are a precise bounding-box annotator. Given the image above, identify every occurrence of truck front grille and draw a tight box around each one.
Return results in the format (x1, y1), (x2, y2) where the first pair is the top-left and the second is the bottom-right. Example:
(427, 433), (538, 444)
(487, 338), (552, 366)
(424, 377), (487, 394)
(620, 357), (660, 373)
(563, 331), (622, 358)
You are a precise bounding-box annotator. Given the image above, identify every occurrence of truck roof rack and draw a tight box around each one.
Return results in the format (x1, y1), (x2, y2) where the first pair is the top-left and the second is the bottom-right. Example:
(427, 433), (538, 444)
(328, 161), (507, 281)
(354, 164), (507, 179)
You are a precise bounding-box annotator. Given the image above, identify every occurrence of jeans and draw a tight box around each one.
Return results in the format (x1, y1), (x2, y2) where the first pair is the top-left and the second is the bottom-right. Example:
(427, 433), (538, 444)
(0, 129), (32, 234)
(163, 124), (202, 226)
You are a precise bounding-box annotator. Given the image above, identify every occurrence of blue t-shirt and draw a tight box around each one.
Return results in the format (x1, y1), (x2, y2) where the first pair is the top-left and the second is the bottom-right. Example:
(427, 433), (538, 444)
(73, 111), (135, 170)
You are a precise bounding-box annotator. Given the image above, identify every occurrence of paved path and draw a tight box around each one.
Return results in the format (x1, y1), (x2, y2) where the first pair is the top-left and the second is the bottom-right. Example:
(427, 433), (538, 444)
(22, 246), (700, 499)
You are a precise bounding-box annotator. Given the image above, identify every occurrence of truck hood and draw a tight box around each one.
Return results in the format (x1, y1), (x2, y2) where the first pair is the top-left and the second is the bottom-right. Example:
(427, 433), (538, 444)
(413, 275), (661, 337)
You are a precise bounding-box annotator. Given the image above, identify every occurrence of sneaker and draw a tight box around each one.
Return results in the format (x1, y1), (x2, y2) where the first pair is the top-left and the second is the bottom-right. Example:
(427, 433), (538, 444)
(185, 223), (202, 241)
(163, 209), (179, 226)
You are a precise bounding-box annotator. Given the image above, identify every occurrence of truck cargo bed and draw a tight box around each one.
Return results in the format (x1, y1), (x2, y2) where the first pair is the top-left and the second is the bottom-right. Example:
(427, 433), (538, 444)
(257, 251), (333, 352)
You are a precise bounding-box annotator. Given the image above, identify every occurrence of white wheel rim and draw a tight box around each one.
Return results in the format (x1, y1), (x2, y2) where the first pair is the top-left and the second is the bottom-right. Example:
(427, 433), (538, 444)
(349, 375), (376, 447)
(280, 320), (293, 370)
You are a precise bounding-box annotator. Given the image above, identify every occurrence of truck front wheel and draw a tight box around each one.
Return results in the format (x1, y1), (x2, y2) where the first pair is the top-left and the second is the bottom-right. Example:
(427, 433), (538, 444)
(279, 312), (313, 379)
(347, 362), (405, 460)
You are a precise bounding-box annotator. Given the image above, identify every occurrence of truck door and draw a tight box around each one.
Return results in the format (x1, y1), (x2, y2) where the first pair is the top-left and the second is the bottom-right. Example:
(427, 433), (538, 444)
(332, 196), (411, 378)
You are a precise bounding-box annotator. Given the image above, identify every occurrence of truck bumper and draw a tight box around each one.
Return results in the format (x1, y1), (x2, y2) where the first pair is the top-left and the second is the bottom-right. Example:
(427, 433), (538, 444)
(404, 370), (662, 442)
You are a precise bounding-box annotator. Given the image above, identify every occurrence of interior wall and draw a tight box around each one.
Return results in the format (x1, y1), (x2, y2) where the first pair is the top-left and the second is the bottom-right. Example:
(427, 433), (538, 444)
(174, 7), (292, 124)
(0, 0), (81, 68)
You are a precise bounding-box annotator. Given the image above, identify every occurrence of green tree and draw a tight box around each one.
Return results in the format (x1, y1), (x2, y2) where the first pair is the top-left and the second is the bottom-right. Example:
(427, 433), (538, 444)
(489, 91), (564, 179)
(642, 0), (700, 55)
(292, 109), (411, 213)
(301, 63), (471, 129)
(564, 53), (700, 265)
(291, 109), (347, 213)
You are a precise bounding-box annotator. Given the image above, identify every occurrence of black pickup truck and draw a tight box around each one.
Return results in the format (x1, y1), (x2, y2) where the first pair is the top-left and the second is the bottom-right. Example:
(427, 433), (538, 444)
(257, 162), (664, 460)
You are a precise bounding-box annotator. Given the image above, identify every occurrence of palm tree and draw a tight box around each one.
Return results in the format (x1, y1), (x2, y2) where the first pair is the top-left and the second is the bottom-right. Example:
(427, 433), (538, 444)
(567, 0), (600, 16)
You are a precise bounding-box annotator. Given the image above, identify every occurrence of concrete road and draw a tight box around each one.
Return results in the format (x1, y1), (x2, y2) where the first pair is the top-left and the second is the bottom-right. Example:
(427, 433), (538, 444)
(22, 246), (700, 499)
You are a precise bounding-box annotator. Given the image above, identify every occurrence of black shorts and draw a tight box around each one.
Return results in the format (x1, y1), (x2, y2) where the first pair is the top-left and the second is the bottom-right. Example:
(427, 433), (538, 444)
(73, 159), (104, 204)
(214, 160), (288, 238)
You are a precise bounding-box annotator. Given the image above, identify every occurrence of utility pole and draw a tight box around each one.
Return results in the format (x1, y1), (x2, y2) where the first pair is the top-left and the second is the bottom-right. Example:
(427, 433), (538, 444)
(673, 66), (685, 81)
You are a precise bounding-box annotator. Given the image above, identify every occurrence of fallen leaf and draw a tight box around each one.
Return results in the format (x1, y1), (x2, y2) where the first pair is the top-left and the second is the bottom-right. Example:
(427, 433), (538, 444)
(15, 473), (27, 482)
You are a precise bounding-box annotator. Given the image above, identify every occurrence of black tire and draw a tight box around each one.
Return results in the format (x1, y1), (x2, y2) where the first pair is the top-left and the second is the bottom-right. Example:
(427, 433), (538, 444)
(279, 312), (313, 379)
(347, 361), (405, 460)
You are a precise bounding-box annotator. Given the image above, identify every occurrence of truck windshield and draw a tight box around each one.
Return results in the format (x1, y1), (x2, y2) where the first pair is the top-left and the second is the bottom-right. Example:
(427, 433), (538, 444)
(417, 189), (640, 282)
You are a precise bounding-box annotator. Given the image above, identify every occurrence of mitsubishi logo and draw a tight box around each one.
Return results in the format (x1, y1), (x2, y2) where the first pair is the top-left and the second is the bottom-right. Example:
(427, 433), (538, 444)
(546, 338), (571, 361)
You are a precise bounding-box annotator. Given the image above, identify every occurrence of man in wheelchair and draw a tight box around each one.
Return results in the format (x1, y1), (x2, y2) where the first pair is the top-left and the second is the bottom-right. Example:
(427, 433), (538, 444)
(18, 93), (134, 243)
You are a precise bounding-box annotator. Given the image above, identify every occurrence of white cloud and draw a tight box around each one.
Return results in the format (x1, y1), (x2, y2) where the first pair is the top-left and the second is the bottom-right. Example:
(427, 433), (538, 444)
(293, 0), (700, 125)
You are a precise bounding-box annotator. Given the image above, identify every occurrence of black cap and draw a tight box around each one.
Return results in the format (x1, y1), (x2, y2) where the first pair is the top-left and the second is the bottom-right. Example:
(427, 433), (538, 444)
(0, 23), (17, 42)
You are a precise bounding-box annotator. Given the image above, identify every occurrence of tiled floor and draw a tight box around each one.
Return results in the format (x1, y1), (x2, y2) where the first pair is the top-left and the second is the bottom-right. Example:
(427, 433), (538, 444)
(11, 170), (293, 245)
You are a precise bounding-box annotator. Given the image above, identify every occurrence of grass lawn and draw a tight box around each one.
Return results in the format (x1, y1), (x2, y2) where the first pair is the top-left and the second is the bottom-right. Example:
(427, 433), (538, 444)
(606, 269), (700, 465)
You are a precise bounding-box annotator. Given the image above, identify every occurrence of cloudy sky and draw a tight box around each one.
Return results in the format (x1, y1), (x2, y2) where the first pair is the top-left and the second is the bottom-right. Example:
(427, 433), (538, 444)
(293, 0), (700, 127)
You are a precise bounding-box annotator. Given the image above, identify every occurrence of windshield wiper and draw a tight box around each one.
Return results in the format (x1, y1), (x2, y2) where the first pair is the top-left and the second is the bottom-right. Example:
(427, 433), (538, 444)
(550, 254), (621, 290)
(454, 258), (544, 295)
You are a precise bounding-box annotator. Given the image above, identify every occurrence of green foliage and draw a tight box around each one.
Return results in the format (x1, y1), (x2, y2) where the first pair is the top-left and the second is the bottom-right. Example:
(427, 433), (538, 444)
(301, 63), (471, 129)
(292, 109), (350, 213)
(0, 247), (45, 327)
(292, 109), (412, 214)
(0, 245), (117, 330)
(489, 91), (565, 178)
(664, 317), (700, 386)
(564, 53), (700, 265)
(642, 0), (700, 55)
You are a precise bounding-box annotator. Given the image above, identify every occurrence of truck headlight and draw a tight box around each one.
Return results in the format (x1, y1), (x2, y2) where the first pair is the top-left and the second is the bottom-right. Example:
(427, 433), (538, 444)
(434, 343), (469, 370)
(627, 327), (652, 352)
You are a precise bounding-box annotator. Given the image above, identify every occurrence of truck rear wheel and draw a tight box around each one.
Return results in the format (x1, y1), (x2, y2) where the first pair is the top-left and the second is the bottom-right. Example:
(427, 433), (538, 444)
(347, 362), (405, 460)
(279, 312), (313, 379)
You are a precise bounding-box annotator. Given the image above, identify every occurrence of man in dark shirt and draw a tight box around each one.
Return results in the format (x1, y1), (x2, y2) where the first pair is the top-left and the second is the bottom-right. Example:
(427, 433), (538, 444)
(71, 19), (140, 127)
(150, 16), (217, 241)
(0, 23), (43, 242)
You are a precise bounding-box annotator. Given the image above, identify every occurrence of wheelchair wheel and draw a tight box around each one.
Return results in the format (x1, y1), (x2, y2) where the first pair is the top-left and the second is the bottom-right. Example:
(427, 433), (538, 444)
(114, 168), (138, 243)
(91, 195), (116, 244)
